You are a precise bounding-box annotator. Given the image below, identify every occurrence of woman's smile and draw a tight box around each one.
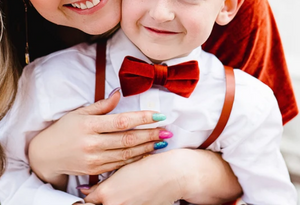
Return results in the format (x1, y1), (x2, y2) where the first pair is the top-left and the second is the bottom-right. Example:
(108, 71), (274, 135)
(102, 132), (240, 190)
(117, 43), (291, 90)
(64, 0), (108, 14)
(70, 0), (101, 10)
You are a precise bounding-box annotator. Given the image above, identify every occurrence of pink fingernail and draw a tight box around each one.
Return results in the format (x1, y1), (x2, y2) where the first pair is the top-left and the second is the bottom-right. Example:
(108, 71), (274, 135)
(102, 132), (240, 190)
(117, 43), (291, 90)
(76, 184), (91, 190)
(159, 130), (173, 139)
(108, 87), (121, 98)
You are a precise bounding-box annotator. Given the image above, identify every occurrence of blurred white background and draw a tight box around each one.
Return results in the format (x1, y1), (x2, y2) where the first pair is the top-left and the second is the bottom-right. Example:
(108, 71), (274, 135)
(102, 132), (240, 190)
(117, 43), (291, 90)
(269, 0), (300, 203)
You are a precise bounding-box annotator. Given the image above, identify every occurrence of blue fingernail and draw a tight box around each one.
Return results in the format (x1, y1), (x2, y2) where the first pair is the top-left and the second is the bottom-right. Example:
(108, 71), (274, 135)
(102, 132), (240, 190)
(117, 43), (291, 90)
(154, 141), (168, 150)
(108, 87), (121, 98)
(76, 184), (91, 190)
(152, 113), (166, 121)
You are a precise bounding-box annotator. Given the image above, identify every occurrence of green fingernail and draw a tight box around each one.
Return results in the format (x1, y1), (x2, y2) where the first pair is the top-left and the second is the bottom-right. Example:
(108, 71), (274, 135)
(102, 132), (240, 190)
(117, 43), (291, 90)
(152, 113), (166, 121)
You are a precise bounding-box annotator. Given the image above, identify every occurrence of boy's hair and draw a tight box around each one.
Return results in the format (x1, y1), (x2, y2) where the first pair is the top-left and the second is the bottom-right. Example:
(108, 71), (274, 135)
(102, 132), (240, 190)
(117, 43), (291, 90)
(0, 10), (20, 176)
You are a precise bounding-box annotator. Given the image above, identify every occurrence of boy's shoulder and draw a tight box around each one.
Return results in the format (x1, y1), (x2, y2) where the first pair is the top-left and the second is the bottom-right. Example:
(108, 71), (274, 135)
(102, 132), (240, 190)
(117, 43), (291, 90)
(201, 50), (274, 101)
(234, 69), (274, 99)
(18, 43), (99, 120)
(31, 42), (97, 70)
(23, 42), (98, 82)
(200, 51), (278, 123)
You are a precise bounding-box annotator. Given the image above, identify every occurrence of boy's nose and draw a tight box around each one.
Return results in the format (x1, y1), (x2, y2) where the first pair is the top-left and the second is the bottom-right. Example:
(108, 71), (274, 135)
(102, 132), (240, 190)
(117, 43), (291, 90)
(149, 2), (175, 23)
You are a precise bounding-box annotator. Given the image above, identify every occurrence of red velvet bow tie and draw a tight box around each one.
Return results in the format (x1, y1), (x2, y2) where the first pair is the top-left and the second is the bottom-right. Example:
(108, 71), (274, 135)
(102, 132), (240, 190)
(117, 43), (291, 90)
(119, 56), (200, 98)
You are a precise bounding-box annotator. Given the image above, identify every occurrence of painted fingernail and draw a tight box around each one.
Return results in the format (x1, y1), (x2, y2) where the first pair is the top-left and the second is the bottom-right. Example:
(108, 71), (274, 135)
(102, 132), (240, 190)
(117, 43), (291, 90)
(154, 141), (168, 150)
(159, 130), (173, 139)
(152, 113), (166, 121)
(108, 87), (121, 98)
(76, 184), (91, 190)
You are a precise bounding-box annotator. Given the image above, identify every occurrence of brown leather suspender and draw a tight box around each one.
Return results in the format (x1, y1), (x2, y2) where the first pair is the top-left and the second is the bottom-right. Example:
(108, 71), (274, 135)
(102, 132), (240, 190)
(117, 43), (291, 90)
(179, 66), (235, 205)
(198, 65), (235, 149)
(89, 40), (107, 186)
(89, 41), (236, 187)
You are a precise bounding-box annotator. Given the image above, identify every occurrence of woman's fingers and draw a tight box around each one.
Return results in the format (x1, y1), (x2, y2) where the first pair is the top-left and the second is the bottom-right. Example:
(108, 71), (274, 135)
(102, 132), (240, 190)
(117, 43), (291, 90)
(90, 155), (144, 175)
(96, 142), (156, 163)
(74, 89), (166, 134)
(75, 89), (121, 116)
(87, 111), (166, 133)
(96, 129), (170, 149)
(81, 141), (164, 175)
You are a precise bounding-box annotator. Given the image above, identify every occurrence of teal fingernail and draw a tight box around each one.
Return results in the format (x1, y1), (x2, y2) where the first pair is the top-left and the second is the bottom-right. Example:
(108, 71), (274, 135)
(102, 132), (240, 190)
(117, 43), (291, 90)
(152, 113), (166, 121)
(154, 141), (168, 150)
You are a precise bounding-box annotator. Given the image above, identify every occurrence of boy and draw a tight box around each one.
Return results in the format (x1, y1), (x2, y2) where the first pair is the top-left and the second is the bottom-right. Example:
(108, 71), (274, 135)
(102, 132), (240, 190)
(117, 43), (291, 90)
(0, 0), (297, 204)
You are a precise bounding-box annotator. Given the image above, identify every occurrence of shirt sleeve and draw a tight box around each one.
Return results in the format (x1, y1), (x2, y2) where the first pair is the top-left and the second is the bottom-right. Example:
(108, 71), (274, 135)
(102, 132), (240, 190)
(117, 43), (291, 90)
(0, 54), (91, 205)
(0, 162), (84, 205)
(220, 90), (297, 204)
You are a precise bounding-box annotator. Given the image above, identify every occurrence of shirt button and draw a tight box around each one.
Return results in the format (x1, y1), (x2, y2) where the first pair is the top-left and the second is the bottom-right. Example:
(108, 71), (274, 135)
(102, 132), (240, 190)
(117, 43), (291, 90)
(147, 102), (156, 109)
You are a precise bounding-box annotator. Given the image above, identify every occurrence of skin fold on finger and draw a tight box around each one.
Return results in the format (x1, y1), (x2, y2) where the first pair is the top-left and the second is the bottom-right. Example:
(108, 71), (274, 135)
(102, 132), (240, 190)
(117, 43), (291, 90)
(88, 155), (144, 175)
(87, 110), (166, 134)
(89, 141), (160, 166)
(94, 128), (167, 150)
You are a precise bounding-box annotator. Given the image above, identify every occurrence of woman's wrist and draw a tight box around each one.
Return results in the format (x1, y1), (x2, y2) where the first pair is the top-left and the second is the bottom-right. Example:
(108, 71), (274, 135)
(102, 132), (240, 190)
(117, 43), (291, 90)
(29, 129), (68, 190)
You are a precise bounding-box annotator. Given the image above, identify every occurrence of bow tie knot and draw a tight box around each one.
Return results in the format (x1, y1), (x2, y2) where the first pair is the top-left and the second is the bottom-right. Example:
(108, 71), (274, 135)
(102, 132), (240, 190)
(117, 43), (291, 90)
(119, 56), (199, 98)
(153, 64), (168, 85)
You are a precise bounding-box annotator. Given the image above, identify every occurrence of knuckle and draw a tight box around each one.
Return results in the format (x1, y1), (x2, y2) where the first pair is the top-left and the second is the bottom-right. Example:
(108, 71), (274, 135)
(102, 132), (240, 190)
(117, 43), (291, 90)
(145, 143), (154, 153)
(93, 100), (105, 111)
(111, 163), (121, 171)
(148, 129), (157, 141)
(84, 156), (97, 175)
(82, 139), (98, 153)
(94, 166), (105, 175)
(81, 116), (94, 132)
(139, 112), (149, 124)
(122, 132), (137, 147)
(113, 114), (130, 130)
(121, 148), (132, 160)
(85, 157), (105, 175)
(116, 160), (126, 169)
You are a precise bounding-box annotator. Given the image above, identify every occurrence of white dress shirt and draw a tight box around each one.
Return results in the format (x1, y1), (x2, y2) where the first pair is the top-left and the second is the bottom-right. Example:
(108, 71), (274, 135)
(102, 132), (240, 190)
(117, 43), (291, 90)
(0, 29), (297, 205)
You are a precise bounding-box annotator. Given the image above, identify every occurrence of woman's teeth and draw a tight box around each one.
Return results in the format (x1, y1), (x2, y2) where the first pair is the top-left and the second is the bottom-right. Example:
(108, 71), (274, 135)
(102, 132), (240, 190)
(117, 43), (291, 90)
(72, 0), (100, 9)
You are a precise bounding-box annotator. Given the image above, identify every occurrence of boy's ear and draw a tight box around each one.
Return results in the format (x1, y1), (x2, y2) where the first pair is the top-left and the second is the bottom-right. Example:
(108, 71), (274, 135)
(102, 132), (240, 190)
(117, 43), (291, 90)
(216, 0), (244, 26)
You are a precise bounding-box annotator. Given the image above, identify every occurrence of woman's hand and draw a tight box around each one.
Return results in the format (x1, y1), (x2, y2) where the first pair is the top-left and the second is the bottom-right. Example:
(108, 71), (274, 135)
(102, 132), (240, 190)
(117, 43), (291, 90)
(81, 150), (183, 205)
(81, 149), (242, 205)
(28, 90), (172, 189)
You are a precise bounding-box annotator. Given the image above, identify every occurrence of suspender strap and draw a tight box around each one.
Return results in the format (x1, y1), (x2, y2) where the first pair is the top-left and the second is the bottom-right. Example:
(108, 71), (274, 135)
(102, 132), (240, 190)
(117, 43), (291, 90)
(180, 66), (236, 205)
(89, 40), (107, 186)
(95, 40), (107, 102)
(198, 65), (235, 149)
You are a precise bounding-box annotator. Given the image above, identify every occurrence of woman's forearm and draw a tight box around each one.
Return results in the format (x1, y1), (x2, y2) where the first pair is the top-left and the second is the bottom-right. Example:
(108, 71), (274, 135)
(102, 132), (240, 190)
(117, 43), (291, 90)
(179, 149), (242, 204)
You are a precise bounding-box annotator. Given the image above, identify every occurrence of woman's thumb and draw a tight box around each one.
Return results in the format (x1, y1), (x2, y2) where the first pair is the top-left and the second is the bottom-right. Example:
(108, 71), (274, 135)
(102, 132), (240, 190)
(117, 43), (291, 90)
(76, 184), (98, 196)
(76, 88), (121, 116)
(77, 184), (103, 204)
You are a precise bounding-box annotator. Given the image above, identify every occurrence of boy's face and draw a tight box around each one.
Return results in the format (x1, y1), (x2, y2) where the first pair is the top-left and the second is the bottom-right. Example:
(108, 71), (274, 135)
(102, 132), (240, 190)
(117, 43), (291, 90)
(121, 0), (225, 63)
(30, 0), (121, 35)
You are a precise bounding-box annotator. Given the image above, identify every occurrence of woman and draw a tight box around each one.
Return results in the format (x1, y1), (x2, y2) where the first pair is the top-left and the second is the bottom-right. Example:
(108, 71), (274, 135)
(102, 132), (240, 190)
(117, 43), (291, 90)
(0, 0), (297, 204)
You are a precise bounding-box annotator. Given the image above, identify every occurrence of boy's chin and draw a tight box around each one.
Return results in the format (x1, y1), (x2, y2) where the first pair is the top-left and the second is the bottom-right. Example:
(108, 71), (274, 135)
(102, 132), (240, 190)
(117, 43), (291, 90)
(143, 52), (172, 64)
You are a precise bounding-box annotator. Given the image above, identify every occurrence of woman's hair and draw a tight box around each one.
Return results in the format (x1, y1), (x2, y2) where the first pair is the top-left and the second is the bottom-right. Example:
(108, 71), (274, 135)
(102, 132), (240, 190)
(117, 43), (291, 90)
(0, 10), (19, 176)
(0, 12), (18, 119)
